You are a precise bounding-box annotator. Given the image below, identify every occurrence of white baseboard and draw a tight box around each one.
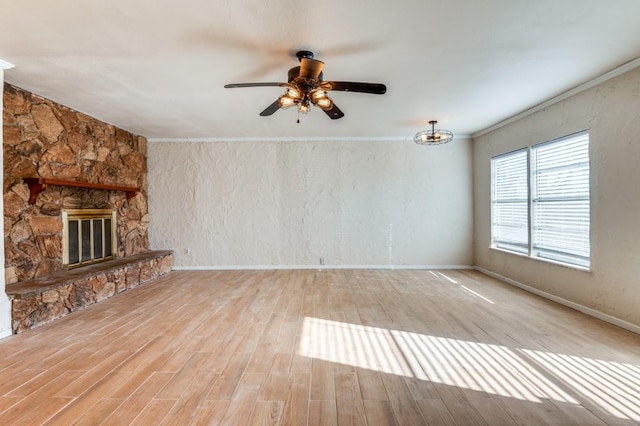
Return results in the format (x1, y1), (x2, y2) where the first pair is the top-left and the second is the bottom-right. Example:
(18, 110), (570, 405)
(0, 329), (12, 340)
(173, 264), (473, 271)
(474, 266), (640, 336)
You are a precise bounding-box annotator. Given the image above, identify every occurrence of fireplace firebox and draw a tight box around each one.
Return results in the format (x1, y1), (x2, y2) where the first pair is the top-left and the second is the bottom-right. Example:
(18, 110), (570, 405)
(62, 209), (117, 268)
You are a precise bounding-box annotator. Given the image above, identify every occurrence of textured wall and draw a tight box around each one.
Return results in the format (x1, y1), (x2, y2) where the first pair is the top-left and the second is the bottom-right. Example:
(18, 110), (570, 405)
(473, 67), (640, 328)
(3, 84), (149, 283)
(148, 138), (473, 268)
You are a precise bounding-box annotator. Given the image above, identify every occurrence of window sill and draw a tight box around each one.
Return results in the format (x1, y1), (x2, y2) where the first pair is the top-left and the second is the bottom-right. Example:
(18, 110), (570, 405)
(489, 246), (591, 273)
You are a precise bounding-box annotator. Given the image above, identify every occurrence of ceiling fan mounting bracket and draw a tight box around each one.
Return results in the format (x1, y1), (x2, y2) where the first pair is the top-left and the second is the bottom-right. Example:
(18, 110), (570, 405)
(295, 50), (314, 61)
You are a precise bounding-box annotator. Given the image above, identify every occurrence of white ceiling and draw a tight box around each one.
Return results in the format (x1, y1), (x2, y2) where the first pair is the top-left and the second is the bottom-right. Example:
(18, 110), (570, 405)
(2, 0), (640, 141)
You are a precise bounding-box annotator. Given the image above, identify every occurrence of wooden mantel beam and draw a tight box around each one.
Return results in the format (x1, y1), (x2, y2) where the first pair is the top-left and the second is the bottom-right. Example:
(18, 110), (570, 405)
(23, 177), (140, 205)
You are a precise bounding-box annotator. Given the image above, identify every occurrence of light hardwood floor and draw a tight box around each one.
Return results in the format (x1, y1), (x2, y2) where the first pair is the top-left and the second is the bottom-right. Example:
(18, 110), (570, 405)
(0, 269), (639, 425)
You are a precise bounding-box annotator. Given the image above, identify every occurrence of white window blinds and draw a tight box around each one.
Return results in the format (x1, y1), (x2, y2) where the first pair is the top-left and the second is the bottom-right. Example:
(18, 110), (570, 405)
(532, 133), (590, 268)
(492, 150), (529, 254)
(490, 132), (590, 269)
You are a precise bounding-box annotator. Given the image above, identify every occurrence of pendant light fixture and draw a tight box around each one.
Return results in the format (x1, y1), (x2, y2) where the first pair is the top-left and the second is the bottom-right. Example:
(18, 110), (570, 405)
(414, 120), (454, 145)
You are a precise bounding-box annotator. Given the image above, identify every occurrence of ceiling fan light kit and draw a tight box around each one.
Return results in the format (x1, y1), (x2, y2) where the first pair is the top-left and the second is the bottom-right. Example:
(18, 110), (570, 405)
(414, 120), (454, 145)
(225, 50), (386, 122)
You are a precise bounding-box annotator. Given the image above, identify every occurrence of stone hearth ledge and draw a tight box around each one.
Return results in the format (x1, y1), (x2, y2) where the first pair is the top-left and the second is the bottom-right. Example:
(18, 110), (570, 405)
(6, 250), (173, 333)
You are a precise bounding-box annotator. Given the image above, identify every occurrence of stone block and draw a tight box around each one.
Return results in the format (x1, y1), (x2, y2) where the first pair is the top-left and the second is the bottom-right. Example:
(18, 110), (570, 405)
(12, 296), (41, 332)
(12, 183), (31, 203)
(65, 130), (87, 154)
(126, 268), (141, 289)
(3, 109), (16, 126)
(5, 267), (19, 285)
(53, 105), (78, 131)
(31, 103), (64, 142)
(158, 255), (173, 274)
(110, 269), (127, 293)
(36, 235), (62, 259)
(3, 125), (22, 146)
(40, 203), (62, 216)
(63, 284), (78, 311)
(136, 136), (148, 155)
(139, 261), (154, 283)
(96, 147), (110, 162)
(124, 229), (147, 256)
(4, 191), (26, 218)
(95, 281), (116, 302)
(58, 284), (72, 301)
(42, 290), (59, 304)
(18, 241), (43, 263)
(3, 84), (30, 115)
(29, 216), (63, 235)
(9, 220), (32, 243)
(42, 301), (66, 324)
(16, 139), (44, 158)
(74, 279), (95, 307)
(16, 115), (40, 141)
(35, 257), (62, 276)
(4, 156), (37, 191)
(82, 147), (98, 161)
(41, 143), (76, 165)
(5, 243), (24, 267)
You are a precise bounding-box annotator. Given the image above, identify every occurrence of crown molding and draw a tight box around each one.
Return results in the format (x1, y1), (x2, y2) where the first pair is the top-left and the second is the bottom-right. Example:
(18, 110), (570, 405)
(148, 134), (471, 143)
(472, 56), (640, 139)
(0, 59), (15, 70)
(149, 136), (407, 143)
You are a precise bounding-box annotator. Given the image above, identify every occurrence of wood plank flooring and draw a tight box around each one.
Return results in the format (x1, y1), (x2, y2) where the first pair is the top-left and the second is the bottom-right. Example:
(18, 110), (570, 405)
(0, 269), (639, 425)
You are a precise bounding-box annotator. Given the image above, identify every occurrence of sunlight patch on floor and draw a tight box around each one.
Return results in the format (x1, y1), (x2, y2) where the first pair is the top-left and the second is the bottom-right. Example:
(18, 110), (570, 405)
(299, 316), (640, 421)
(435, 271), (495, 304)
(523, 349), (640, 421)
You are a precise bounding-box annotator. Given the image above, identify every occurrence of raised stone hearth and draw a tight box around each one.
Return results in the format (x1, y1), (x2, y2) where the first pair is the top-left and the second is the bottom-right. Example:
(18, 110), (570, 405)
(6, 250), (173, 333)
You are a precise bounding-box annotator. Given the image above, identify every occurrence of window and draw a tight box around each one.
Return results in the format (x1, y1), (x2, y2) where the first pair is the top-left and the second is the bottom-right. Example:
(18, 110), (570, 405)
(491, 132), (590, 269)
(492, 149), (529, 254)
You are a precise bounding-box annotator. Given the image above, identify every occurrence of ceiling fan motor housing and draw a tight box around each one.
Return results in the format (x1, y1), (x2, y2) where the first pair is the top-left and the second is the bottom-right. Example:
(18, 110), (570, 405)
(288, 67), (300, 82)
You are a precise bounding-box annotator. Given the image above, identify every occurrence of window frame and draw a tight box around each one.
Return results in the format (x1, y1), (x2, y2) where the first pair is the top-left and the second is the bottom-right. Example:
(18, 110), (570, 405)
(490, 148), (530, 254)
(490, 131), (591, 271)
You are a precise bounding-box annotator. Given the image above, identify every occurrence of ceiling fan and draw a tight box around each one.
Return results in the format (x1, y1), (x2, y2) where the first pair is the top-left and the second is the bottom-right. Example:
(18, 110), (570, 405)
(224, 50), (386, 121)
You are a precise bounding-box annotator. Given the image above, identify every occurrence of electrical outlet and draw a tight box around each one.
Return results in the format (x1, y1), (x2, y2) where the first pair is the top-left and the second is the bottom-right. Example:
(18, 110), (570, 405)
(319, 257), (325, 265)
(185, 248), (191, 254)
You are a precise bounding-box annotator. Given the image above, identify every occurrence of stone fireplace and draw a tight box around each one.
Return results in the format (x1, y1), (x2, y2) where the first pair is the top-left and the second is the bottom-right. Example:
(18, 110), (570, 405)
(3, 83), (173, 333)
(3, 83), (150, 283)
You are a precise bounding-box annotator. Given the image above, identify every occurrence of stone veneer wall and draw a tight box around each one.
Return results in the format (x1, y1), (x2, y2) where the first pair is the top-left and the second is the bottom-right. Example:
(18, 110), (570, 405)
(3, 83), (149, 284)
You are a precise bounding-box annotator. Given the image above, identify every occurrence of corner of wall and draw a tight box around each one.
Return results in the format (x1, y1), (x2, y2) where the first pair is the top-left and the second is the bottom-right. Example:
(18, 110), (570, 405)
(470, 65), (640, 331)
(1, 64), (14, 338)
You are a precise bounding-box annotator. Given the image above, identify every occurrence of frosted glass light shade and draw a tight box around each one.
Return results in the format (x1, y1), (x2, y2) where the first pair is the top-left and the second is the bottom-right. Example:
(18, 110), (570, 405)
(278, 95), (296, 108)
